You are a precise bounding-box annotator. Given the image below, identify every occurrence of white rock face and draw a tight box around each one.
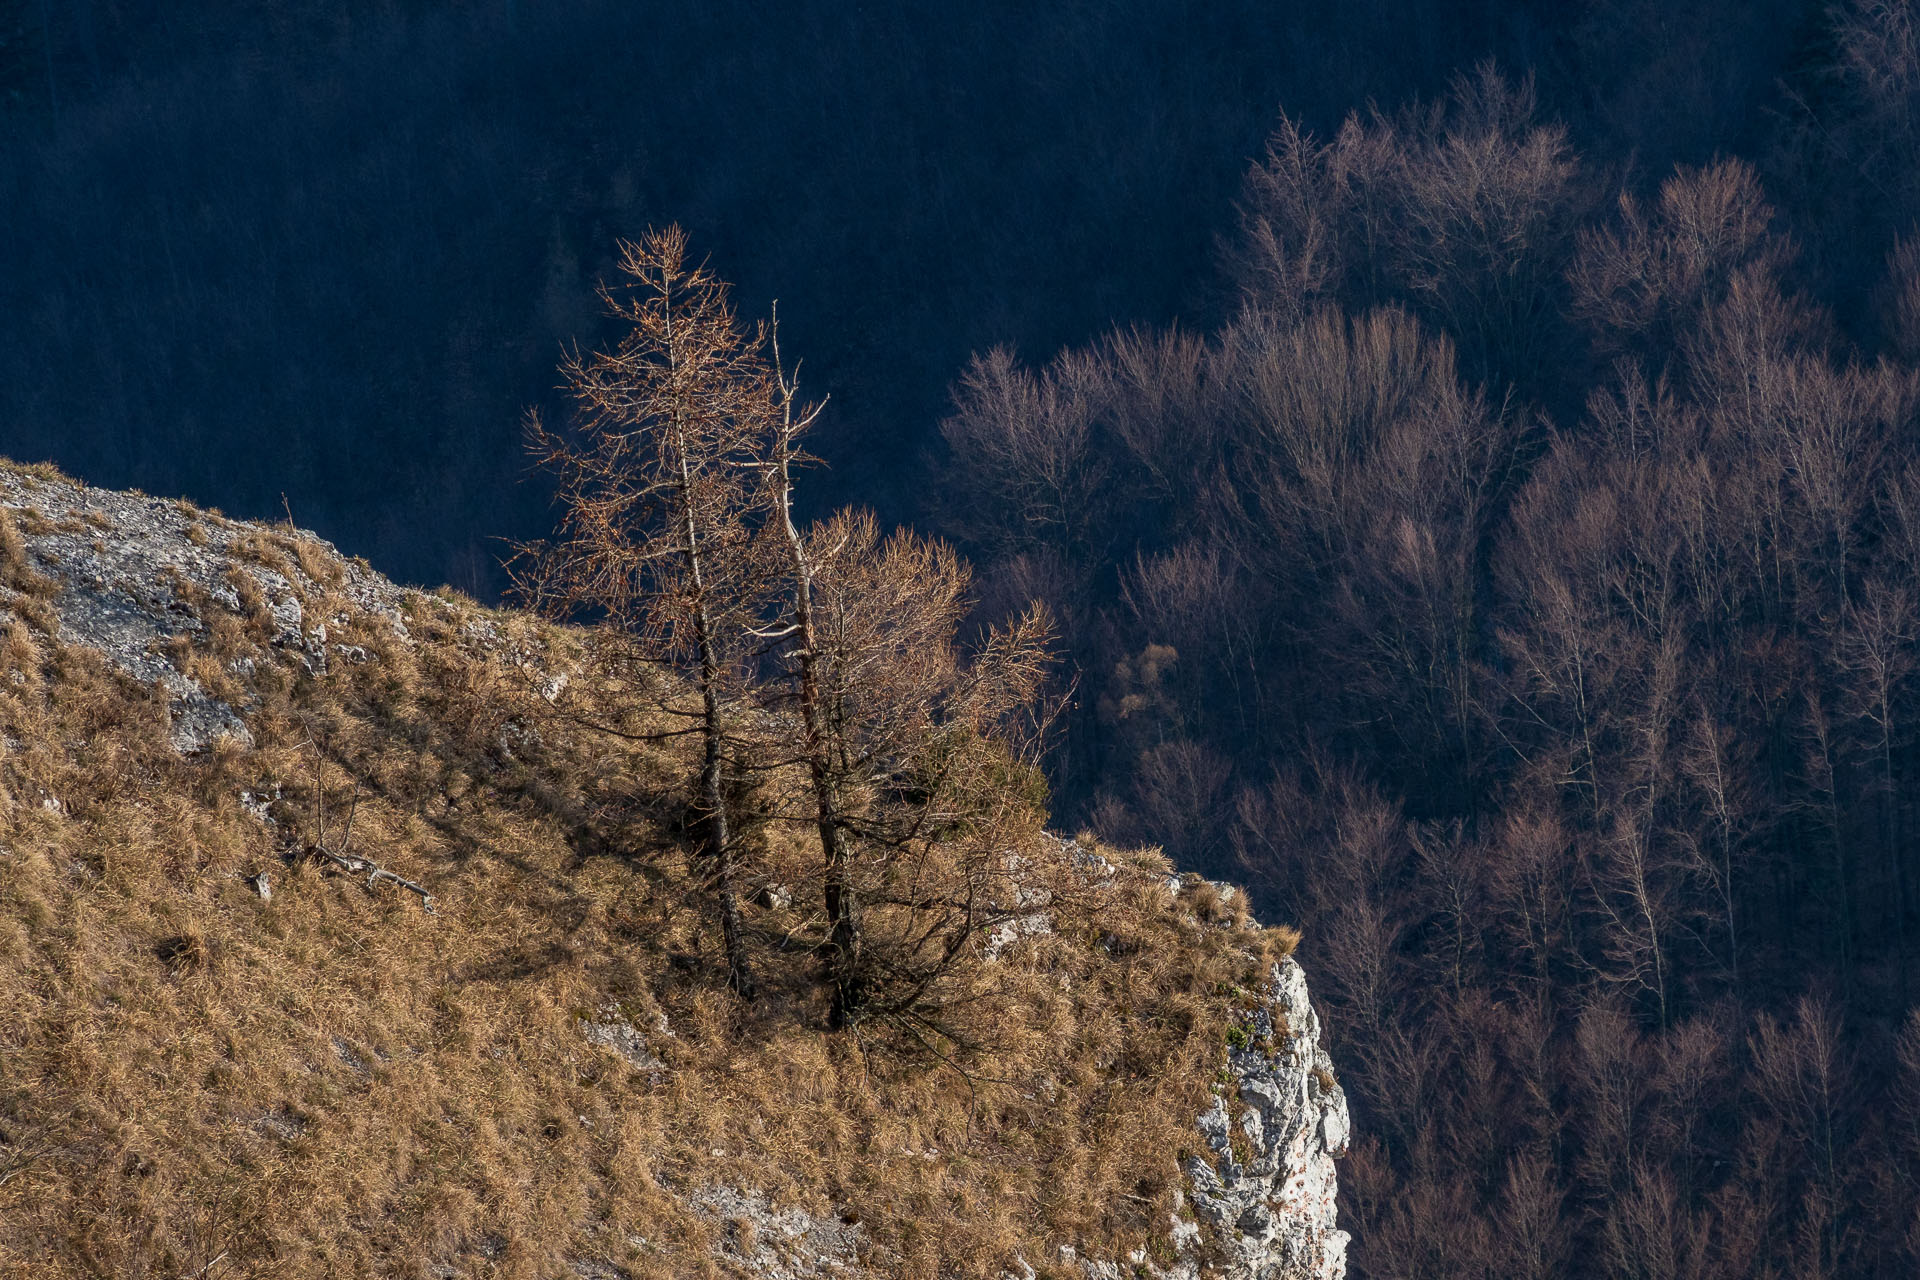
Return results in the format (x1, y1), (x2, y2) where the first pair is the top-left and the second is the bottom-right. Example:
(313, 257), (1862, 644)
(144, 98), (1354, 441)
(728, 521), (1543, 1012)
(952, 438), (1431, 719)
(1031, 953), (1350, 1280)
(1181, 957), (1350, 1280)
(993, 872), (1349, 1280)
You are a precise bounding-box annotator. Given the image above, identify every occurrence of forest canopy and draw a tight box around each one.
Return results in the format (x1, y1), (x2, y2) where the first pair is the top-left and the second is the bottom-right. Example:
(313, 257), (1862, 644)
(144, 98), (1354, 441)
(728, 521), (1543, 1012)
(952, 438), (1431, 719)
(940, 42), (1920, 1280)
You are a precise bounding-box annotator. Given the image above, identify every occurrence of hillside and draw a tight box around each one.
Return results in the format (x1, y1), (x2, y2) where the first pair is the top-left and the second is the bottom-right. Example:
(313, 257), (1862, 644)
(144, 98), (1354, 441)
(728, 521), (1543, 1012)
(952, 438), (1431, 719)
(0, 461), (1348, 1280)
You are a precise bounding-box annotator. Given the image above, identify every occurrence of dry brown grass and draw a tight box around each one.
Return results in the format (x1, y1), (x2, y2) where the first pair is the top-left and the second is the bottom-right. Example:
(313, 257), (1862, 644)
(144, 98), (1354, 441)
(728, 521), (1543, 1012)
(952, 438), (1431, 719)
(0, 510), (60, 602)
(0, 508), (24, 571)
(0, 458), (77, 486)
(225, 531), (298, 579)
(0, 546), (1283, 1280)
(285, 535), (346, 588)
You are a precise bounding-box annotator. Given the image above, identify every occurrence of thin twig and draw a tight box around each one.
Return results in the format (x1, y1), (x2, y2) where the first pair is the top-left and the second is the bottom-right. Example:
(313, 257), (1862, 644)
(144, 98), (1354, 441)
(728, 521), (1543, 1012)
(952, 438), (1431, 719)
(308, 846), (438, 914)
(182, 1249), (228, 1280)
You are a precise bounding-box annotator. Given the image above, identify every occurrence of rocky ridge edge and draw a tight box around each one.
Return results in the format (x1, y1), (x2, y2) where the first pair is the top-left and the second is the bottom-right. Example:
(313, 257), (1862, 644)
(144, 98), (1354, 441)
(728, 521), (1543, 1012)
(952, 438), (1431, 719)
(1, 464), (1349, 1280)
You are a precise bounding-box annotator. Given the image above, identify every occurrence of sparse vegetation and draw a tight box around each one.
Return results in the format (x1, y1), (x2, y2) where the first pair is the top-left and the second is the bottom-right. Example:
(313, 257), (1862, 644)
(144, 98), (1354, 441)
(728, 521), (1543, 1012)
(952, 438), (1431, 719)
(0, 460), (75, 488)
(515, 231), (1060, 1032)
(0, 500), (1283, 1279)
(0, 510), (58, 602)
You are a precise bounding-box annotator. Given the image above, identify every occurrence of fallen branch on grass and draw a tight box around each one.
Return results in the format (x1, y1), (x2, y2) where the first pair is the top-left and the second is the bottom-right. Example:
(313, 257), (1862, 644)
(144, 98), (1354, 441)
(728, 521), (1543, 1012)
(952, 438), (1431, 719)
(306, 842), (438, 914)
(299, 738), (437, 915)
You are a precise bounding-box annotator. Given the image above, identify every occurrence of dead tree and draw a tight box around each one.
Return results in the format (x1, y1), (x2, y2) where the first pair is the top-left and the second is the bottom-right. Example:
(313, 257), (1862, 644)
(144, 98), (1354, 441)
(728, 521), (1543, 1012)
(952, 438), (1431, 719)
(798, 510), (1058, 1034)
(514, 227), (773, 999)
(746, 314), (1059, 1031)
(756, 313), (867, 1025)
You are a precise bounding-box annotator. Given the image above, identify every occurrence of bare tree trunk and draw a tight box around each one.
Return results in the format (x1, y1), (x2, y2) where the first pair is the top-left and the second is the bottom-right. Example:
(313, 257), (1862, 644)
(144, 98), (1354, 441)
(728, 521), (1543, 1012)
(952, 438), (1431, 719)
(680, 436), (754, 1000)
(767, 339), (860, 1025)
(696, 629), (752, 999)
(1881, 727), (1908, 1006)
(515, 228), (777, 1005)
(1807, 702), (1854, 998)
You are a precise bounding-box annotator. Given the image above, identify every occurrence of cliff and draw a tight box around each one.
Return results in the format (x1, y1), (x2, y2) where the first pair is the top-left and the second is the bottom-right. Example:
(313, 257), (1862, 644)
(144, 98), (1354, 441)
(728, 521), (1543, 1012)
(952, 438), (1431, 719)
(0, 461), (1347, 1280)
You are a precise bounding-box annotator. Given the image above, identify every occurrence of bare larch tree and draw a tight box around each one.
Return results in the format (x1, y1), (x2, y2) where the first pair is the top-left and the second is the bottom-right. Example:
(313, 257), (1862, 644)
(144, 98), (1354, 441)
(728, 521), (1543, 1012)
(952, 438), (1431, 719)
(758, 315), (866, 1025)
(515, 226), (773, 998)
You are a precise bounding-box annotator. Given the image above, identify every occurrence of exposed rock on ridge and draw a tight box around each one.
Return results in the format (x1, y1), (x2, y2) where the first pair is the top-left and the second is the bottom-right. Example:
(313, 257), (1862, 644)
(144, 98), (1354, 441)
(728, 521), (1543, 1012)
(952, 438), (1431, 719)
(0, 465), (408, 752)
(1186, 957), (1349, 1280)
(1009, 958), (1348, 1280)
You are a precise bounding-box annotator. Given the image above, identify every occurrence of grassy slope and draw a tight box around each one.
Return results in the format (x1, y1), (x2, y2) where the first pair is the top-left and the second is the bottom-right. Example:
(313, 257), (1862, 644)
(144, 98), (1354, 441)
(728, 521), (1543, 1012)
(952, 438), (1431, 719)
(0, 467), (1294, 1280)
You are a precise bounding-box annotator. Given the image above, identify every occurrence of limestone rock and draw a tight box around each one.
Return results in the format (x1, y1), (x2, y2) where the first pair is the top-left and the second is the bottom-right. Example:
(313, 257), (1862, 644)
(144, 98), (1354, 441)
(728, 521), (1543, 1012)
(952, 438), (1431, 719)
(682, 1184), (868, 1279)
(1026, 955), (1349, 1280)
(579, 1003), (666, 1074)
(1182, 957), (1350, 1280)
(0, 465), (409, 753)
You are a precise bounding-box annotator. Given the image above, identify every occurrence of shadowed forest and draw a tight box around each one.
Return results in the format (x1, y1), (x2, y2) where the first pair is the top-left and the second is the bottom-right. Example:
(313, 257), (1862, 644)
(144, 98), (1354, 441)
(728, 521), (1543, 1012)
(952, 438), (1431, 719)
(9, 1), (1920, 1275)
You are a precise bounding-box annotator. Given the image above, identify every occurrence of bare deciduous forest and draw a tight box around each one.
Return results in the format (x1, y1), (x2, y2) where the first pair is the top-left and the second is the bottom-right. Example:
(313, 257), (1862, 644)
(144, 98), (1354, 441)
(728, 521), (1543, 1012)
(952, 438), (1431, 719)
(10, 1), (1920, 1275)
(948, 45), (1920, 1280)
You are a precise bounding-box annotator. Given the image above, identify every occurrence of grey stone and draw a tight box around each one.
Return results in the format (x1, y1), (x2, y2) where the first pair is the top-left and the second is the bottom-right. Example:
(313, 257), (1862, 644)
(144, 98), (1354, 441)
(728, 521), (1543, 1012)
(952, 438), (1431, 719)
(1181, 958), (1350, 1280)
(0, 467), (413, 756)
(683, 1183), (868, 1280)
(579, 1004), (666, 1073)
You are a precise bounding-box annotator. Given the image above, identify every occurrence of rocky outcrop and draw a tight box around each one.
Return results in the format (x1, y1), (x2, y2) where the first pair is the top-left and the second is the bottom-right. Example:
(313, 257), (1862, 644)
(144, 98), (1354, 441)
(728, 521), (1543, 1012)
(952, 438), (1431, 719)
(575, 951), (1351, 1280)
(1185, 957), (1350, 1280)
(0, 464), (408, 752)
(677, 1184), (868, 1279)
(981, 856), (1350, 1280)
(1013, 955), (1349, 1280)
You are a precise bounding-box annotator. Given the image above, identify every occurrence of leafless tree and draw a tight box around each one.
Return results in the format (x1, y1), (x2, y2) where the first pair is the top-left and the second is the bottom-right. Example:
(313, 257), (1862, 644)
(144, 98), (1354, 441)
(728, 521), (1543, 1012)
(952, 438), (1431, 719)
(939, 344), (1110, 558)
(753, 312), (870, 1025)
(1495, 1149), (1572, 1280)
(1572, 998), (1650, 1199)
(1675, 703), (1758, 989)
(1569, 160), (1791, 384)
(783, 508), (1058, 1033)
(1599, 1161), (1713, 1280)
(1749, 995), (1857, 1278)
(1835, 577), (1918, 985)
(514, 226), (775, 997)
(1230, 63), (1583, 391)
